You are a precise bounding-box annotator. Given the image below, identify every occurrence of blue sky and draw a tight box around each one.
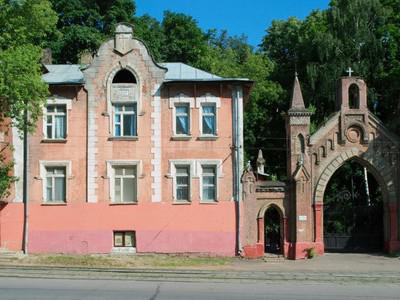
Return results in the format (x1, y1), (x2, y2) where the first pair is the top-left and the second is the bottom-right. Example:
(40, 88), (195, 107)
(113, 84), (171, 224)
(136, 0), (330, 47)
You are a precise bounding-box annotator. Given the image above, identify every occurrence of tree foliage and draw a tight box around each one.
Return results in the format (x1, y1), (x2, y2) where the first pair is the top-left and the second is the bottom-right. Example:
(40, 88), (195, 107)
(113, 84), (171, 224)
(0, 0), (58, 198)
(50, 0), (136, 63)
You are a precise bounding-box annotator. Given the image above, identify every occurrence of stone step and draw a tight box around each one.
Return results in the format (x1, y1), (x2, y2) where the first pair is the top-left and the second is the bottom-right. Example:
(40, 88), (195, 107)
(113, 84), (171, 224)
(263, 254), (285, 263)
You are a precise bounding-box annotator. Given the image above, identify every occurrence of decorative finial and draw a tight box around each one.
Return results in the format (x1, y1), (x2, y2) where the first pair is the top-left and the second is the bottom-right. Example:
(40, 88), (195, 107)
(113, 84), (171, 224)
(257, 149), (266, 174)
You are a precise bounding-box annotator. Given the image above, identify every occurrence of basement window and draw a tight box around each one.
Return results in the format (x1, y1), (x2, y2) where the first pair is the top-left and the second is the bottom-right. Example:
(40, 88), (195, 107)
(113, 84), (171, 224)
(113, 231), (136, 252)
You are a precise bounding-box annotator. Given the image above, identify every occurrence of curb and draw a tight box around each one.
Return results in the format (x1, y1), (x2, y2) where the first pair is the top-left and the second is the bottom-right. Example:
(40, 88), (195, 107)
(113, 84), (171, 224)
(0, 265), (399, 283)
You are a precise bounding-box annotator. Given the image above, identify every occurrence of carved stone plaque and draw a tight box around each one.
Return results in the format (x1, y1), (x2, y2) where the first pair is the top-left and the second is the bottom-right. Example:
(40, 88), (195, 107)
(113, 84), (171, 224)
(111, 84), (136, 102)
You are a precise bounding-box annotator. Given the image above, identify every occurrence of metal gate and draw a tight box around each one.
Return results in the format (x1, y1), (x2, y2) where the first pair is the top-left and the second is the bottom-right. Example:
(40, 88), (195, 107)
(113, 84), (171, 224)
(323, 190), (383, 252)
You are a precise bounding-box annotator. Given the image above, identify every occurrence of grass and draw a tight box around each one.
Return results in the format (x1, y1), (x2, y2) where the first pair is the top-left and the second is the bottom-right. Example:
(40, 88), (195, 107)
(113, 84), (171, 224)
(17, 253), (234, 269)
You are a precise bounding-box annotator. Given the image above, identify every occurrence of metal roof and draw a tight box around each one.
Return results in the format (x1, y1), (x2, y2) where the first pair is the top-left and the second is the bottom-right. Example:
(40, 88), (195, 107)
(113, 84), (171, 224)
(42, 62), (251, 85)
(43, 65), (84, 85)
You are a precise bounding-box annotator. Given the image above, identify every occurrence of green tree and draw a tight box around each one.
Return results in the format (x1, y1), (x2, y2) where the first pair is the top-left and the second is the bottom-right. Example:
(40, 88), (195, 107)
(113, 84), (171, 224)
(134, 14), (165, 62)
(0, 0), (58, 199)
(161, 11), (208, 66)
(50, 0), (136, 63)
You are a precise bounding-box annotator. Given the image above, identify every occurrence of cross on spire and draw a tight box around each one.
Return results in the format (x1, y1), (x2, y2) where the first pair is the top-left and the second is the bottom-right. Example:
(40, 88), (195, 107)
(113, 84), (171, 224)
(346, 67), (354, 77)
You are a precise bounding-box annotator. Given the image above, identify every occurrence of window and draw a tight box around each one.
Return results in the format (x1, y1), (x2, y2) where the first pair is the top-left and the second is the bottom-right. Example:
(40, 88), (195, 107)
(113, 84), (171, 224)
(113, 166), (137, 203)
(175, 104), (190, 135)
(114, 231), (136, 247)
(202, 165), (217, 202)
(45, 105), (66, 139)
(45, 166), (66, 202)
(175, 165), (190, 201)
(349, 84), (360, 109)
(201, 104), (216, 135)
(113, 103), (137, 137)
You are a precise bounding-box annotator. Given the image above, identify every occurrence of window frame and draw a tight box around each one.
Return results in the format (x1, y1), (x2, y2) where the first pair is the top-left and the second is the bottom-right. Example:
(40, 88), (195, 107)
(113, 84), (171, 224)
(42, 97), (72, 140)
(196, 93), (221, 138)
(45, 166), (67, 202)
(39, 160), (72, 203)
(200, 103), (217, 136)
(112, 103), (138, 137)
(196, 160), (223, 203)
(168, 160), (195, 203)
(200, 165), (217, 202)
(106, 67), (141, 137)
(169, 93), (194, 139)
(106, 160), (142, 204)
(113, 231), (136, 248)
(113, 165), (137, 203)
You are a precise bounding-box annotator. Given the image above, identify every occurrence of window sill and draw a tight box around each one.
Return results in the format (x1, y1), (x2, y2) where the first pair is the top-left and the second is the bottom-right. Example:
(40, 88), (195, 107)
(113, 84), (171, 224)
(112, 247), (136, 254)
(171, 135), (192, 141)
(108, 136), (139, 141)
(41, 202), (67, 206)
(109, 202), (138, 205)
(172, 201), (191, 205)
(200, 200), (219, 204)
(41, 139), (67, 144)
(197, 135), (218, 141)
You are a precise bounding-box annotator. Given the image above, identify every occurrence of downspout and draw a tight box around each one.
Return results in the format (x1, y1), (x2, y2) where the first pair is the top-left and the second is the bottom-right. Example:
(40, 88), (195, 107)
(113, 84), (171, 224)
(232, 86), (242, 255)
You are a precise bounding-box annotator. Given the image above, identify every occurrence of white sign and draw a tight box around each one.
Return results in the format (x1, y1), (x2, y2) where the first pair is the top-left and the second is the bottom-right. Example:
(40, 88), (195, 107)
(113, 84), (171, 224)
(298, 215), (307, 221)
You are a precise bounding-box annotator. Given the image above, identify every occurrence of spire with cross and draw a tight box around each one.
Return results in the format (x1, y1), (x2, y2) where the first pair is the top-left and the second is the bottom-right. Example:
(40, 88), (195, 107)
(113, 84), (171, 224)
(346, 67), (354, 77)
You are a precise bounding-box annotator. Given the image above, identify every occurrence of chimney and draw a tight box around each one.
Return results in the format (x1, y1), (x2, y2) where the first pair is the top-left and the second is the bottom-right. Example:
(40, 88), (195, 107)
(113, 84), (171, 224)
(41, 48), (52, 65)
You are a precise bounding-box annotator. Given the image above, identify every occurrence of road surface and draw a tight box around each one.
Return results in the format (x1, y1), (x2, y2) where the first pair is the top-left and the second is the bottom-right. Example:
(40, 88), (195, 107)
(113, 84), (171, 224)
(0, 277), (399, 300)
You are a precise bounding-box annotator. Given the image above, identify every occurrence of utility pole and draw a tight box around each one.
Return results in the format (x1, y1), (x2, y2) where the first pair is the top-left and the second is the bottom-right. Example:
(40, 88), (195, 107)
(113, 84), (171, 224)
(22, 107), (29, 254)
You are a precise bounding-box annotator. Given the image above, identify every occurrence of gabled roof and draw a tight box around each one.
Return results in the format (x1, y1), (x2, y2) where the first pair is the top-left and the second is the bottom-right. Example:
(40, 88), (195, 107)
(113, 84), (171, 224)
(42, 62), (251, 85)
(42, 65), (85, 85)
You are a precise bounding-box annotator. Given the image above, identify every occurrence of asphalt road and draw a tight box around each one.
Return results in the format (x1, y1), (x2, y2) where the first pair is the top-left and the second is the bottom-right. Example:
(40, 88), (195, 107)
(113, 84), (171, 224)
(0, 277), (399, 300)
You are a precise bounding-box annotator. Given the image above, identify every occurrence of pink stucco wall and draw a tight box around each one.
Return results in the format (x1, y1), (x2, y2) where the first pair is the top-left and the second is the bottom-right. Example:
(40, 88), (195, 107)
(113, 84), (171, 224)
(0, 29), (244, 256)
(1, 202), (236, 255)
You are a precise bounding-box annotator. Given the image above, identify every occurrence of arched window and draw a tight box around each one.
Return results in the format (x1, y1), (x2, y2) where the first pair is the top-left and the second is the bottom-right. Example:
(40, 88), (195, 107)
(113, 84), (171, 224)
(110, 69), (138, 137)
(112, 69), (137, 84)
(349, 84), (360, 109)
(297, 134), (305, 154)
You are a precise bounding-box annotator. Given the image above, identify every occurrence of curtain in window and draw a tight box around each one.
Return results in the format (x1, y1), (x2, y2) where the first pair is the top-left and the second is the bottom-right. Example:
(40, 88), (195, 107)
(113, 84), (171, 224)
(115, 114), (121, 136)
(176, 116), (188, 134)
(202, 106), (215, 135)
(55, 116), (66, 138)
(123, 114), (136, 136)
(54, 177), (66, 201)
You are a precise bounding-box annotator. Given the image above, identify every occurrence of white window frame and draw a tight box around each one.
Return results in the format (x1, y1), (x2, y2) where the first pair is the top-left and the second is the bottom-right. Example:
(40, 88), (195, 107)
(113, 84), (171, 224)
(42, 96), (72, 139)
(106, 160), (143, 203)
(39, 160), (72, 203)
(196, 93), (221, 137)
(112, 103), (137, 137)
(105, 66), (141, 135)
(169, 93), (194, 138)
(196, 160), (223, 202)
(168, 160), (195, 202)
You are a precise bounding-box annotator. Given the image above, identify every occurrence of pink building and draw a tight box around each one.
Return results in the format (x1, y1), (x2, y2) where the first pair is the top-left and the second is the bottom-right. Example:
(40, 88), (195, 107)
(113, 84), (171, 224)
(0, 24), (252, 255)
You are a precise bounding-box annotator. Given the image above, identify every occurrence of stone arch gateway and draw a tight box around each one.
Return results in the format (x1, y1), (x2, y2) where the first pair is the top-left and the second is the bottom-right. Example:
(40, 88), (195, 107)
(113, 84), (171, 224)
(241, 75), (400, 259)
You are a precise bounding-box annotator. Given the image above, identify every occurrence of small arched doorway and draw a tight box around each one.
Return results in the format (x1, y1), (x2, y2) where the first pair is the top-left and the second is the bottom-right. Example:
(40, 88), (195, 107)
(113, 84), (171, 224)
(264, 206), (283, 254)
(323, 159), (384, 252)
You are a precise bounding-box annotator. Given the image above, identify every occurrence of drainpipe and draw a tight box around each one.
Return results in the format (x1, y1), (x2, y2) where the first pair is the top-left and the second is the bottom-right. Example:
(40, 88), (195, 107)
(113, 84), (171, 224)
(232, 86), (242, 255)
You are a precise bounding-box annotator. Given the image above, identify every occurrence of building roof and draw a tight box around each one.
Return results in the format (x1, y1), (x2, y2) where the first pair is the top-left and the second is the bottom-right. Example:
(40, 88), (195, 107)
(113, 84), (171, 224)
(42, 62), (251, 85)
(42, 65), (85, 85)
(161, 62), (222, 80)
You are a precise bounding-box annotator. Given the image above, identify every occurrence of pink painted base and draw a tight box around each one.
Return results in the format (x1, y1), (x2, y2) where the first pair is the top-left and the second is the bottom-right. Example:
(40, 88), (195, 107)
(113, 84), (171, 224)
(385, 241), (400, 253)
(0, 202), (236, 256)
(288, 242), (324, 260)
(242, 243), (264, 258)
